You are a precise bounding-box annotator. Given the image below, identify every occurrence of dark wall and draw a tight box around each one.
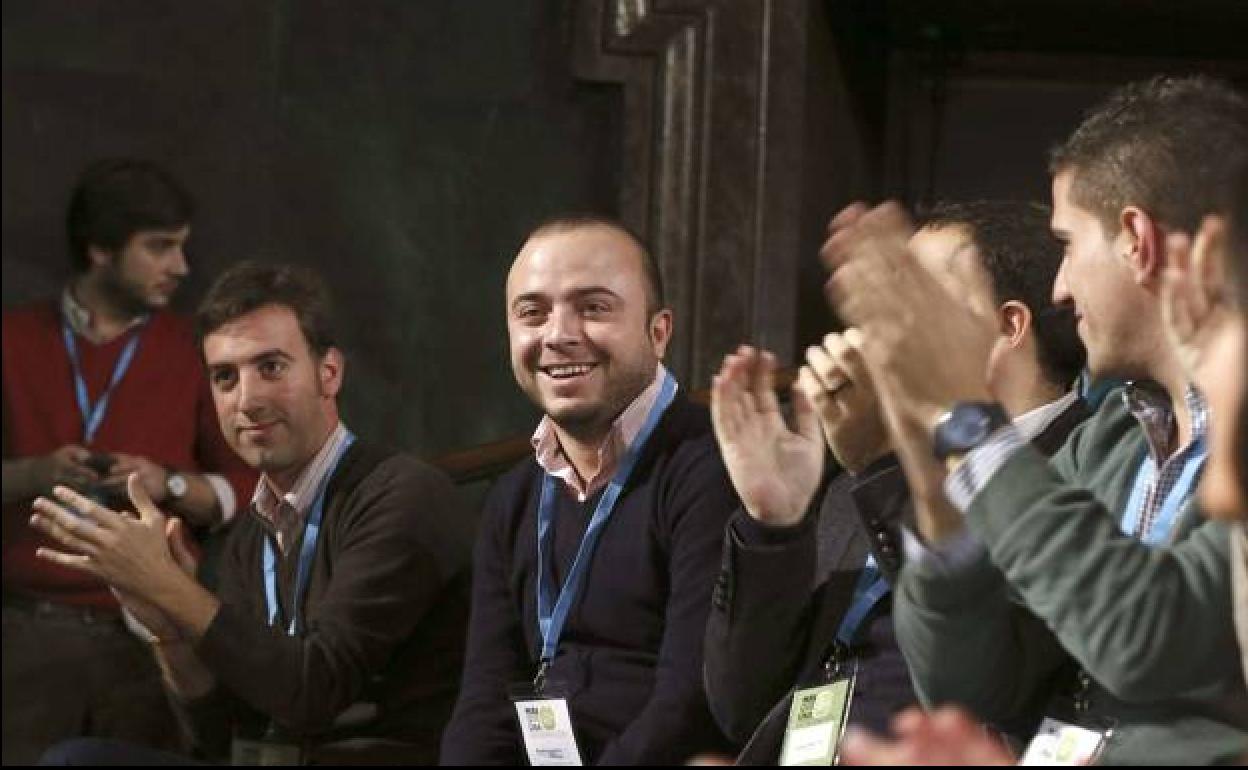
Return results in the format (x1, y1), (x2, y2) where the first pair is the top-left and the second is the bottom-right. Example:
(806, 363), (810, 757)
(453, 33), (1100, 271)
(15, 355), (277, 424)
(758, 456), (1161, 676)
(3, 0), (620, 457)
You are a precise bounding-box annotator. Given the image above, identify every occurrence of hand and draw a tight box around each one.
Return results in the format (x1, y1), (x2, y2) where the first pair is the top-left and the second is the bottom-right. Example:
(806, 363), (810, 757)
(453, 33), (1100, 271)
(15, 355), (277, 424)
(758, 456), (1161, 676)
(1162, 216), (1231, 383)
(839, 706), (1014, 766)
(710, 346), (824, 528)
(113, 517), (199, 642)
(820, 202), (995, 433)
(29, 445), (99, 493)
(800, 330), (889, 474)
(30, 474), (181, 599)
(102, 453), (170, 504)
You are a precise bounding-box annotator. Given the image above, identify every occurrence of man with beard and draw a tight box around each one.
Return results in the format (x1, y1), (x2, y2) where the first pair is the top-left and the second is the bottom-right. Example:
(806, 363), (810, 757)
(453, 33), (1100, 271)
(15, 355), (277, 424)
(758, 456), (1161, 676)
(440, 215), (738, 764)
(1, 159), (253, 763)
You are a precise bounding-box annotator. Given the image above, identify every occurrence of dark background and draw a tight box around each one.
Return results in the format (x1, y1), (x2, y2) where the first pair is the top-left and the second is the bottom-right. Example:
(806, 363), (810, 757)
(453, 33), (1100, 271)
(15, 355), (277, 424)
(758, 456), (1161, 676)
(5, 0), (1246, 466)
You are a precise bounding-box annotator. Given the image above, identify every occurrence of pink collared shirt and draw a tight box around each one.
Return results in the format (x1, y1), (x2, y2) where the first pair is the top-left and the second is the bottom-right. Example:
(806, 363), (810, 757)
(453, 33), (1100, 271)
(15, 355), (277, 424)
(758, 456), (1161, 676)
(251, 421), (351, 553)
(531, 363), (672, 502)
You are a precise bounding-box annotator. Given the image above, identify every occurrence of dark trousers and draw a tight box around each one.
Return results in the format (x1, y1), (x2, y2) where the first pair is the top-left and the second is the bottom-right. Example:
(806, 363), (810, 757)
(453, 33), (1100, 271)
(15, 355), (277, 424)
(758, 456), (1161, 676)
(3, 597), (184, 765)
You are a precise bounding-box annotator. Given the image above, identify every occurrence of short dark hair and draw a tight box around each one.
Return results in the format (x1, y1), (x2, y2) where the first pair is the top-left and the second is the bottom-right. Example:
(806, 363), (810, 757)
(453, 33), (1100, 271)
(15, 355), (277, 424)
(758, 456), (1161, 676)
(1049, 76), (1248, 236)
(66, 158), (194, 272)
(919, 200), (1087, 388)
(526, 214), (666, 315)
(196, 262), (337, 357)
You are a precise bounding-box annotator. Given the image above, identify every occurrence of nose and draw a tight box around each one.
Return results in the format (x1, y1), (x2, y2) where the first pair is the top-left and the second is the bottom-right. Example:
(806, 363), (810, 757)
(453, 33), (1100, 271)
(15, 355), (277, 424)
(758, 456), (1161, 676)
(544, 305), (584, 350)
(236, 368), (270, 419)
(169, 245), (189, 278)
(1051, 255), (1072, 306)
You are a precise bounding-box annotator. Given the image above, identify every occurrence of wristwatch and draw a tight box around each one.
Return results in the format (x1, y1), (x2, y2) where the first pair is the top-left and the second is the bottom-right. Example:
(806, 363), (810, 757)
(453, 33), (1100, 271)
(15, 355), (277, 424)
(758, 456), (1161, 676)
(932, 402), (1010, 468)
(165, 470), (189, 501)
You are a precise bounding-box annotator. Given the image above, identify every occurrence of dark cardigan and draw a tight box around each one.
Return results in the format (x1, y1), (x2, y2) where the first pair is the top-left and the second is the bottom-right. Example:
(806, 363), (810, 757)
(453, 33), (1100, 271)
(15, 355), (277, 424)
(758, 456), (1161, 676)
(440, 396), (739, 765)
(179, 441), (474, 765)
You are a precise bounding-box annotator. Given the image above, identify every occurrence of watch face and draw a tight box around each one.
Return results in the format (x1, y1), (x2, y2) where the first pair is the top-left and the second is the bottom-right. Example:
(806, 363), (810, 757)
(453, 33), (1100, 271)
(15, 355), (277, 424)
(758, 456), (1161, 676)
(950, 406), (995, 446)
(167, 473), (188, 499)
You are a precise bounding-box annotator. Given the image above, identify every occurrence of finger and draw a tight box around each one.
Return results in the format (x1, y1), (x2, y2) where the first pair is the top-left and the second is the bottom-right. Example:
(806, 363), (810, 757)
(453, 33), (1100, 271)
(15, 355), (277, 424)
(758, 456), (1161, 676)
(833, 328), (875, 390)
(49, 485), (121, 530)
(29, 506), (100, 555)
(1192, 215), (1227, 287)
(828, 202), (869, 234)
(839, 726), (904, 766)
(127, 473), (164, 523)
(34, 547), (95, 573)
(711, 361), (748, 440)
(805, 344), (849, 395)
(791, 379), (823, 444)
(63, 445), (94, 464)
(750, 350), (782, 417)
(166, 518), (199, 576)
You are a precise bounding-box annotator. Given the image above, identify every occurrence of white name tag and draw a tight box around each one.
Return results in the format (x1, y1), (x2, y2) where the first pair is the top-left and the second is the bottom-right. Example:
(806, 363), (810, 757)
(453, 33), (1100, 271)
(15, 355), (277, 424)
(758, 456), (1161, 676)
(514, 697), (584, 766)
(1020, 717), (1107, 766)
(779, 678), (853, 766)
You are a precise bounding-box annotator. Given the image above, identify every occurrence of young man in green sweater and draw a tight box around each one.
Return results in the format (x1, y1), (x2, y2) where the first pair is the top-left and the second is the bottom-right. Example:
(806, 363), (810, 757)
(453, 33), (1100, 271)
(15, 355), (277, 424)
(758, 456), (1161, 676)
(822, 76), (1248, 763)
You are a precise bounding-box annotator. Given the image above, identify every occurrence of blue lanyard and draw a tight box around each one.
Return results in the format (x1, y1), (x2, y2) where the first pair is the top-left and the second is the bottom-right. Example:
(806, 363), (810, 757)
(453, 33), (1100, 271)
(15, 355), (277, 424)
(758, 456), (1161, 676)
(834, 553), (890, 646)
(263, 432), (356, 635)
(535, 371), (678, 664)
(61, 317), (148, 445)
(1120, 438), (1207, 546)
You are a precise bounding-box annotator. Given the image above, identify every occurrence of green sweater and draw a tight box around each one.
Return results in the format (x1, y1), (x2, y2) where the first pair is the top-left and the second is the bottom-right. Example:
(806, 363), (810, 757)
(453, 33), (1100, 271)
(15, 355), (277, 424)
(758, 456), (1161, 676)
(895, 391), (1248, 765)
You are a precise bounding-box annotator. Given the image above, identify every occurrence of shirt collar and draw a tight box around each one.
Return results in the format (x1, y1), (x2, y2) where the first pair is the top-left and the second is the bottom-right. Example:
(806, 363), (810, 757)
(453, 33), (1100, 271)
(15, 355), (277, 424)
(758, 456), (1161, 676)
(531, 362), (671, 502)
(1122, 381), (1209, 463)
(1013, 390), (1080, 443)
(61, 285), (147, 343)
(251, 421), (350, 550)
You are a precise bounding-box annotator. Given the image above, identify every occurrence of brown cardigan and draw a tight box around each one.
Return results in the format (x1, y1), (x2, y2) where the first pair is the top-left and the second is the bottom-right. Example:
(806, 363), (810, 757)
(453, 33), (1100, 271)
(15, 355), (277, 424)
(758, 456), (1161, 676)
(177, 441), (474, 764)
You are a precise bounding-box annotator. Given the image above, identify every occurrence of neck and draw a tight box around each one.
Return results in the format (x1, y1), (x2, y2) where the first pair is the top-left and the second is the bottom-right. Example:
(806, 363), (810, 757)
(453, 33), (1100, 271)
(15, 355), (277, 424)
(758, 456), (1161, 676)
(551, 421), (612, 485)
(72, 273), (142, 341)
(996, 355), (1067, 419)
(1150, 353), (1194, 451)
(267, 417), (339, 495)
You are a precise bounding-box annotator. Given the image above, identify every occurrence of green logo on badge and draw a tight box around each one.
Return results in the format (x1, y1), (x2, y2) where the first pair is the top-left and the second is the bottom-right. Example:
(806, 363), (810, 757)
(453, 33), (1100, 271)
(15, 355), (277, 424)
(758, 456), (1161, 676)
(539, 705), (556, 731)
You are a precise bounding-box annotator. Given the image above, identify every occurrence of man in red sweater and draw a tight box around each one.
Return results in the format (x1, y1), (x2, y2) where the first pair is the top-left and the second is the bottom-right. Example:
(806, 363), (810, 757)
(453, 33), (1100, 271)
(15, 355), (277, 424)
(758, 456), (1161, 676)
(1, 158), (255, 764)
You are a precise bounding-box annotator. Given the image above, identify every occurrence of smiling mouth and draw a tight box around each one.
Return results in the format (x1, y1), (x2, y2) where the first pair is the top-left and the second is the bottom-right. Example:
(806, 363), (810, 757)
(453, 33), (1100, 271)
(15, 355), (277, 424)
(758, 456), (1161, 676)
(540, 363), (598, 380)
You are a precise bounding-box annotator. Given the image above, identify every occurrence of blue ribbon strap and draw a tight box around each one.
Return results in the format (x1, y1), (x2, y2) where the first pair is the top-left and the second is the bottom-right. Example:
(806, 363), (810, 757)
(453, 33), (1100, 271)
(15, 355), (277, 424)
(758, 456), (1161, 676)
(263, 432), (356, 635)
(535, 371), (678, 664)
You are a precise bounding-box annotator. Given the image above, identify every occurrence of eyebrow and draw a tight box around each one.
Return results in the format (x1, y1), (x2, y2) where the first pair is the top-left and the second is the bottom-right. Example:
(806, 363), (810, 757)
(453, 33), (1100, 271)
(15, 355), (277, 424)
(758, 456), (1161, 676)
(510, 287), (621, 309)
(208, 348), (293, 369)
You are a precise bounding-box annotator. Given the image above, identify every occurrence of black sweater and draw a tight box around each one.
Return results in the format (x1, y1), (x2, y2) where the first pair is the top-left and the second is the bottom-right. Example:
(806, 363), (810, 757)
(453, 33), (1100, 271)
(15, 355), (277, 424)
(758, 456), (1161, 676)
(180, 441), (474, 764)
(440, 396), (738, 765)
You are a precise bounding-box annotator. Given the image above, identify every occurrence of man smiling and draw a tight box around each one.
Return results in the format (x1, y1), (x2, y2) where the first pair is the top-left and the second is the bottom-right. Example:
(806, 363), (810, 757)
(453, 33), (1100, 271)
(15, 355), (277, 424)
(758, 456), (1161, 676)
(31, 263), (472, 764)
(441, 215), (737, 764)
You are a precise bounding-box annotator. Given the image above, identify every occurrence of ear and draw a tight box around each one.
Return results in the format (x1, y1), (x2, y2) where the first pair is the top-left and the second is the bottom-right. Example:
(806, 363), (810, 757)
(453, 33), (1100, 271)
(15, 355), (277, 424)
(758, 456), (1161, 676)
(1120, 206), (1164, 285)
(86, 244), (115, 271)
(649, 309), (674, 358)
(997, 300), (1031, 349)
(318, 347), (345, 398)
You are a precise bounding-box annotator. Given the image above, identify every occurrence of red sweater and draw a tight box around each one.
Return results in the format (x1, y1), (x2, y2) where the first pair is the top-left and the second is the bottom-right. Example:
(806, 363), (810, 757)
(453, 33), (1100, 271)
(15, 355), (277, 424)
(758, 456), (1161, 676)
(2, 300), (256, 607)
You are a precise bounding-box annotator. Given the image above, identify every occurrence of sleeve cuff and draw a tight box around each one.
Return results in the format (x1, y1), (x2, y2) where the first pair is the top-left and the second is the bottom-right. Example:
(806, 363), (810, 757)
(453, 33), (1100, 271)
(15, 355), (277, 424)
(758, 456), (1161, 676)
(203, 473), (238, 523)
(730, 506), (814, 548)
(901, 525), (987, 576)
(943, 424), (1028, 513)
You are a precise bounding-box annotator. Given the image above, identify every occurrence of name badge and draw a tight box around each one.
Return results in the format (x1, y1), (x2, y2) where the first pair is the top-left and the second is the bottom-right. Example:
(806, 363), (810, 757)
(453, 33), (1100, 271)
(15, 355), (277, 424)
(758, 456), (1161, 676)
(779, 673), (854, 766)
(513, 696), (583, 766)
(1020, 717), (1108, 766)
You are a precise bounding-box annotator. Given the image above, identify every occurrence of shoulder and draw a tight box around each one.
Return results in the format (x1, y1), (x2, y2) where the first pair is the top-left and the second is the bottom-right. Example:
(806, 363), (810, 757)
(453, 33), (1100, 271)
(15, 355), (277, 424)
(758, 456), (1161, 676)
(1058, 387), (1141, 465)
(3, 300), (59, 340)
(143, 309), (198, 348)
(329, 442), (475, 561)
(479, 456), (541, 531)
(648, 397), (727, 481)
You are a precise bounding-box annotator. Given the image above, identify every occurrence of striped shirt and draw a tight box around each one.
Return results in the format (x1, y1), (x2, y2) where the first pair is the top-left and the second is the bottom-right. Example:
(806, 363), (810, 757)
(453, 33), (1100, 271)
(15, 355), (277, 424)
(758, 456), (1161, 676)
(251, 421), (351, 553)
